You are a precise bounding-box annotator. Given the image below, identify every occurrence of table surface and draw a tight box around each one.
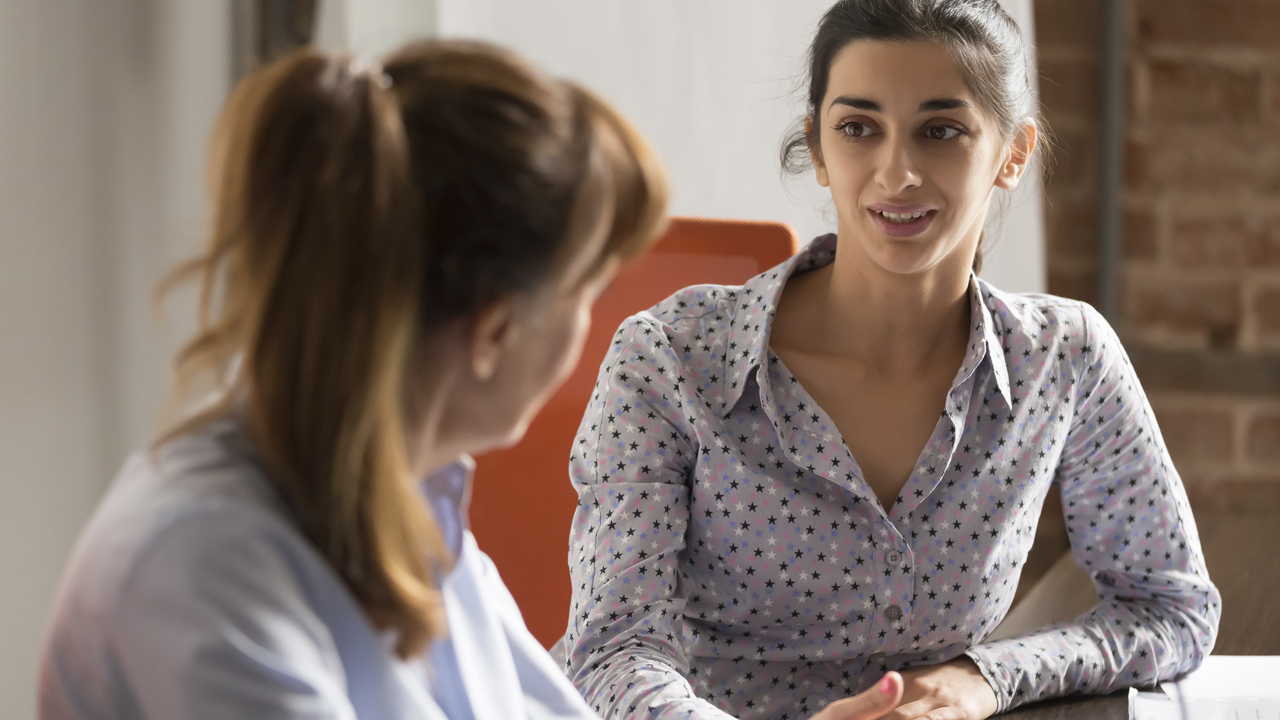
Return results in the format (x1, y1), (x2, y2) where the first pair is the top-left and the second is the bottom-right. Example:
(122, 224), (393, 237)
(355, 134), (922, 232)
(991, 510), (1280, 719)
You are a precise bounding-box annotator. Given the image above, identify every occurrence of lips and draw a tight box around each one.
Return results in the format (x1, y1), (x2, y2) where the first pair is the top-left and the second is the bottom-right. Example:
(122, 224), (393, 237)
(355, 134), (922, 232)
(867, 204), (937, 238)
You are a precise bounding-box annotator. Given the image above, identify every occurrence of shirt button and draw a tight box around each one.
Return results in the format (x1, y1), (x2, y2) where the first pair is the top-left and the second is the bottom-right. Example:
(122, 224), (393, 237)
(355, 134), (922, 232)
(885, 605), (903, 622)
(886, 551), (902, 566)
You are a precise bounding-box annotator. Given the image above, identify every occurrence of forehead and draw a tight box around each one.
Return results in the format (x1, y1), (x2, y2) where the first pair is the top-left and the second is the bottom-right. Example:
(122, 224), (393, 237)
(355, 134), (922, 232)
(822, 40), (974, 114)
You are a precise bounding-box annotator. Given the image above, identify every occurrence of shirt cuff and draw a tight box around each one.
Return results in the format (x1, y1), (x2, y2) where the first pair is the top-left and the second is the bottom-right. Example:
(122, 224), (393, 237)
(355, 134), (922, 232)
(964, 646), (1012, 714)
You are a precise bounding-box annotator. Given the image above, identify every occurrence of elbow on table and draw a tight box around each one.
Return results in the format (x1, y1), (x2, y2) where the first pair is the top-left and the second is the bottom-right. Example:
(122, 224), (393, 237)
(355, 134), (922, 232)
(563, 639), (692, 717)
(1160, 577), (1222, 678)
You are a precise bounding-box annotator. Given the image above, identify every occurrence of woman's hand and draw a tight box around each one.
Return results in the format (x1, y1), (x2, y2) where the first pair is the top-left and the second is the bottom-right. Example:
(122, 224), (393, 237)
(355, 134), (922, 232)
(883, 657), (998, 720)
(810, 672), (905, 720)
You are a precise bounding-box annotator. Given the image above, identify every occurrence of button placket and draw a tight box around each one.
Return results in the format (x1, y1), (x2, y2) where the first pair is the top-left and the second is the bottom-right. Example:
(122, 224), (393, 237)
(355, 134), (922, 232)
(866, 652), (888, 672)
(878, 542), (915, 652)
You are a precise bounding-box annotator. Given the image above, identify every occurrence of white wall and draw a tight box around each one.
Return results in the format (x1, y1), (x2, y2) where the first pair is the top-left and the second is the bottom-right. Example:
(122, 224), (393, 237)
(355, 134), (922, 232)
(434, 0), (1045, 292)
(114, 0), (233, 457)
(0, 2), (229, 717)
(315, 0), (437, 57)
(0, 4), (107, 714)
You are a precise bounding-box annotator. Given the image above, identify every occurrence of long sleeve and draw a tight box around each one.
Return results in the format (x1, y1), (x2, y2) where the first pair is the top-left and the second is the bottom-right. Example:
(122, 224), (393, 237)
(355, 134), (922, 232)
(965, 305), (1221, 710)
(564, 315), (735, 720)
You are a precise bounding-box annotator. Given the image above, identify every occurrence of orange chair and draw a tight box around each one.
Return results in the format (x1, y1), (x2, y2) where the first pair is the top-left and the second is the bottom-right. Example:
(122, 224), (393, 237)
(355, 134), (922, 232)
(469, 217), (802, 647)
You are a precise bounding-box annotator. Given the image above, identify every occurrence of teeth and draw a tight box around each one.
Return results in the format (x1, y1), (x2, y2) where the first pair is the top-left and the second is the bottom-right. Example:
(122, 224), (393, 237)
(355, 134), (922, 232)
(877, 210), (927, 223)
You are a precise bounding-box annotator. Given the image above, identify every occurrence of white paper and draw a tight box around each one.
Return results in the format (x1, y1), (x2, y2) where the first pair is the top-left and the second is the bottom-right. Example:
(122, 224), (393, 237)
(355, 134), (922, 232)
(1163, 656), (1280, 701)
(1132, 688), (1280, 720)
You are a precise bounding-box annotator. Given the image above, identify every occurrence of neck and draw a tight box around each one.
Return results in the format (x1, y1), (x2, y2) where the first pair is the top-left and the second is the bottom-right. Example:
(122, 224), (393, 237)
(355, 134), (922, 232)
(788, 236), (975, 375)
(405, 343), (467, 479)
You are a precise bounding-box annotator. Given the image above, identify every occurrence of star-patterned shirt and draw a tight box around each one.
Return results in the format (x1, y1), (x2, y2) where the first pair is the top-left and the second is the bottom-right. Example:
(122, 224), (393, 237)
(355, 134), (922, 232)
(561, 234), (1220, 719)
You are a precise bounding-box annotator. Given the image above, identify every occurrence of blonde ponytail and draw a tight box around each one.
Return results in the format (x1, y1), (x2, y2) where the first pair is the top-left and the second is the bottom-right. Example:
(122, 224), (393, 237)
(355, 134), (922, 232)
(160, 42), (667, 658)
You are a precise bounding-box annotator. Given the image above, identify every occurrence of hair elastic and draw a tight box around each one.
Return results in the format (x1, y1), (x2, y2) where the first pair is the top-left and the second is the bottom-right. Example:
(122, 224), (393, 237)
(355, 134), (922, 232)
(349, 55), (391, 89)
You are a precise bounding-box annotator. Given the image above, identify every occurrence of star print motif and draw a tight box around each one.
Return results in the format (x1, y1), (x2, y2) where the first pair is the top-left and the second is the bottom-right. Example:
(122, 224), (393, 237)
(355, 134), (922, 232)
(562, 235), (1220, 719)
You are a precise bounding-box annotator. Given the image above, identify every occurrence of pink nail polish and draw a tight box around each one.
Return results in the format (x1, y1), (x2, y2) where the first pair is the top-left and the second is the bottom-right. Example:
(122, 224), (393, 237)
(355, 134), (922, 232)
(879, 674), (894, 696)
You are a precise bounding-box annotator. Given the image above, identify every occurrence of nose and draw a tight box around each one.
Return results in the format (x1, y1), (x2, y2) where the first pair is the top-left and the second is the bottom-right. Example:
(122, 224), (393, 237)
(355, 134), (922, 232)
(873, 133), (923, 195)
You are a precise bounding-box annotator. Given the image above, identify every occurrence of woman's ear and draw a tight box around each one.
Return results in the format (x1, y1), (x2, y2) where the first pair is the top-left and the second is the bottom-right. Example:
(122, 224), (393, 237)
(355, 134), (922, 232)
(466, 297), (519, 382)
(995, 119), (1038, 190)
(806, 115), (830, 188)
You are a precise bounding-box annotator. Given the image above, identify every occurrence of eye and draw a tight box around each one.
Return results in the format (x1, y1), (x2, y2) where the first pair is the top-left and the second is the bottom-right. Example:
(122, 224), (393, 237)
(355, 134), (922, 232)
(926, 125), (962, 140)
(834, 120), (874, 138)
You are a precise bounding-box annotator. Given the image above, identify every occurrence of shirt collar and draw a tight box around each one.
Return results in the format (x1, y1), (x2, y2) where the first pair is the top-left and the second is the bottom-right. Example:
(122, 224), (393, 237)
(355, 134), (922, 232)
(420, 455), (475, 559)
(967, 278), (1014, 408)
(721, 235), (838, 415)
(721, 234), (1013, 414)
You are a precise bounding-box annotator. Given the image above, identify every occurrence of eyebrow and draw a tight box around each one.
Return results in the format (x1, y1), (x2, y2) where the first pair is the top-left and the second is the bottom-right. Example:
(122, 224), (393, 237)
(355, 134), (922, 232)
(829, 96), (881, 112)
(828, 96), (972, 113)
(918, 98), (971, 112)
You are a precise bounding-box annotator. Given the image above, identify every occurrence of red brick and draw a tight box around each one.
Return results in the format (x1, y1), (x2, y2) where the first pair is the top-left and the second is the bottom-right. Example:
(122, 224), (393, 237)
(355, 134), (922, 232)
(1254, 286), (1280, 337)
(1047, 266), (1098, 305)
(1040, 59), (1100, 120)
(1045, 201), (1098, 260)
(1169, 216), (1280, 268)
(1129, 277), (1242, 340)
(1187, 475), (1280, 514)
(1148, 60), (1264, 126)
(1043, 128), (1097, 189)
(1035, 0), (1103, 49)
(1152, 405), (1236, 466)
(1271, 71), (1280, 122)
(1143, 126), (1280, 194)
(1123, 137), (1148, 189)
(1137, 0), (1280, 51)
(1124, 210), (1158, 260)
(1247, 411), (1280, 464)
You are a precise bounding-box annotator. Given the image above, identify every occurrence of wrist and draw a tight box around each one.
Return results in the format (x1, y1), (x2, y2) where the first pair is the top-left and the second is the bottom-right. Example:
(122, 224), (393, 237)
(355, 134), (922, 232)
(950, 655), (999, 718)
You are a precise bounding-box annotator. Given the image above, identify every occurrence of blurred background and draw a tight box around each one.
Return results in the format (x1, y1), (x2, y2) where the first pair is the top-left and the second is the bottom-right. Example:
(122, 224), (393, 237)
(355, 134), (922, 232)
(1, 1), (1276, 717)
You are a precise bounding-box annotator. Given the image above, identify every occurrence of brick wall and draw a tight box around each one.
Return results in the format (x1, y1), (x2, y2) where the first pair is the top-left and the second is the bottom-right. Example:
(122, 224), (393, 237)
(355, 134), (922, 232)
(1034, 0), (1280, 511)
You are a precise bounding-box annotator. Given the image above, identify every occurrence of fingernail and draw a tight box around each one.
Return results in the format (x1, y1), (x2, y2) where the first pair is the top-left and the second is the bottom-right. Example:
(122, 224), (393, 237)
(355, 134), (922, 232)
(879, 674), (894, 696)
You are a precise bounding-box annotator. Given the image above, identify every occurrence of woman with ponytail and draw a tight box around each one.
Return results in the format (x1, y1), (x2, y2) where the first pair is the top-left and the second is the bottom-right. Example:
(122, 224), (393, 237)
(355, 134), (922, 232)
(37, 41), (679, 719)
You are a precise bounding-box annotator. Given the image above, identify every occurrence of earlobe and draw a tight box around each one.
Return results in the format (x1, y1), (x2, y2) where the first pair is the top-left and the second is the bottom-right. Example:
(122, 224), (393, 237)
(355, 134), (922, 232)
(995, 120), (1038, 191)
(468, 298), (518, 382)
(995, 152), (1022, 190)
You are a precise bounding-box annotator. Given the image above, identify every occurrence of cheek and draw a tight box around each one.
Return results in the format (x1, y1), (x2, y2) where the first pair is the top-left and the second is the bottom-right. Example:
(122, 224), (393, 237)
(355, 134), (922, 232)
(489, 304), (592, 447)
(949, 141), (1006, 197)
(520, 300), (593, 402)
(821, 158), (870, 217)
(917, 149), (995, 232)
(820, 142), (864, 186)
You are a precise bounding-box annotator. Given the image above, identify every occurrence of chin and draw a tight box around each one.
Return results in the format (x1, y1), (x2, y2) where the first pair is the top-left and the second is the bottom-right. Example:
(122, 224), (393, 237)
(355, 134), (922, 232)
(868, 244), (948, 277)
(473, 389), (560, 456)
(872, 234), (968, 277)
(459, 418), (529, 460)
(488, 424), (528, 453)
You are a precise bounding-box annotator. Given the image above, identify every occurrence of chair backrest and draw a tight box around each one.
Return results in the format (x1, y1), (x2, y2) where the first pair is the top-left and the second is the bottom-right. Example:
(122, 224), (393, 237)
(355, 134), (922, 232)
(469, 217), (802, 647)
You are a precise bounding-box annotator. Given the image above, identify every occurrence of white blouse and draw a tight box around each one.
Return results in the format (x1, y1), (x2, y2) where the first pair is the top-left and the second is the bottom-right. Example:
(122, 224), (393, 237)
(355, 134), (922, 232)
(39, 418), (598, 720)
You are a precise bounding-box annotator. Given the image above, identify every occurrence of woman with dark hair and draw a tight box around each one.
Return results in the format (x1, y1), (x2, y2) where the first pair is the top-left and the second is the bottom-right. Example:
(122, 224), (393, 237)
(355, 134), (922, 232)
(37, 40), (680, 719)
(563, 1), (1220, 719)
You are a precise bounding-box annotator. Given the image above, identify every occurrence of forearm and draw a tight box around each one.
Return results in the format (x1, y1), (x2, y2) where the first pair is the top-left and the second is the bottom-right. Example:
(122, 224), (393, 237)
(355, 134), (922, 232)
(974, 306), (1222, 710)
(966, 587), (1218, 711)
(567, 634), (734, 720)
